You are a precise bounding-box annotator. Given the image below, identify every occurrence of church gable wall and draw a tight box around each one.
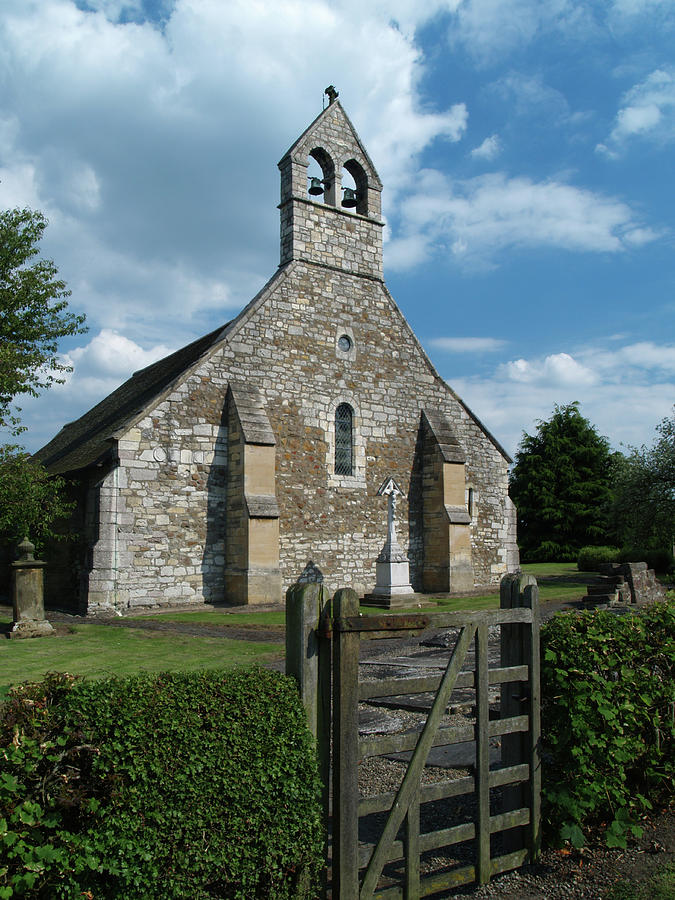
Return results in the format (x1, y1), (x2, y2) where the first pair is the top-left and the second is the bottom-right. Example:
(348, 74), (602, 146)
(96, 259), (509, 609)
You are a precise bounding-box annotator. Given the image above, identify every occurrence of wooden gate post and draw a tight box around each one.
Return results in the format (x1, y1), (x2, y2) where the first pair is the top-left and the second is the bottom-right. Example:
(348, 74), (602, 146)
(500, 573), (541, 860)
(285, 581), (326, 738)
(332, 587), (360, 900)
(285, 580), (332, 876)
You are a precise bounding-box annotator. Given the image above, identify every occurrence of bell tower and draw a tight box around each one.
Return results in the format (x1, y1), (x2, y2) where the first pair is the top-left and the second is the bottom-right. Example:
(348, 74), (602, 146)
(277, 87), (384, 279)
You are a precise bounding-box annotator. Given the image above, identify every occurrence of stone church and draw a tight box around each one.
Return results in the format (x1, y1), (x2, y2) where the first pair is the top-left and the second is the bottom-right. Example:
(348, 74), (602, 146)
(36, 90), (519, 613)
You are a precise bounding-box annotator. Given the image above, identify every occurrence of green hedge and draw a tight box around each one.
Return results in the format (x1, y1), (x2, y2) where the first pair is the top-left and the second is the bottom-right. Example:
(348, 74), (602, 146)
(619, 545), (674, 574)
(578, 544), (674, 573)
(0, 668), (323, 899)
(577, 545), (621, 571)
(541, 601), (675, 848)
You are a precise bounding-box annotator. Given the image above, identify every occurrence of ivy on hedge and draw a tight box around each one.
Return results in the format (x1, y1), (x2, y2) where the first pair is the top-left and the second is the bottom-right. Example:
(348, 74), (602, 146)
(541, 601), (675, 848)
(0, 668), (323, 899)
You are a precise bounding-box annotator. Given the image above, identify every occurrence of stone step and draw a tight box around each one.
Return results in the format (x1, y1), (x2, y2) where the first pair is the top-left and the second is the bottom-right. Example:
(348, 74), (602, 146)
(582, 592), (619, 606)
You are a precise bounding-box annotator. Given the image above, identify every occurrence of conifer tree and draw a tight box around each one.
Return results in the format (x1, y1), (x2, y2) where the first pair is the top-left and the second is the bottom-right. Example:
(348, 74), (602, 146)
(509, 402), (614, 561)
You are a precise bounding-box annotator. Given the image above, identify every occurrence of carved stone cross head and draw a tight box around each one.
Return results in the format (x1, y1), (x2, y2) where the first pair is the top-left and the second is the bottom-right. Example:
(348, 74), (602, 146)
(377, 476), (403, 499)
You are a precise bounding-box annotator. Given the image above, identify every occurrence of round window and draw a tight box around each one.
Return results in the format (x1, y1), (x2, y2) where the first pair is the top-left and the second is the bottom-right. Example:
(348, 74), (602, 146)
(338, 334), (352, 353)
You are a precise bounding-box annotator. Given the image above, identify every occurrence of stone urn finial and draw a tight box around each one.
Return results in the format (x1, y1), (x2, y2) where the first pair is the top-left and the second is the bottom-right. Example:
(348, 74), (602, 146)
(17, 537), (35, 562)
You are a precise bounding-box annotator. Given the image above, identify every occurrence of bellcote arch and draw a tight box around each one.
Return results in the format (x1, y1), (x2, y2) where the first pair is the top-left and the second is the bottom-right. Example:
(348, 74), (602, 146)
(343, 158), (369, 216)
(307, 147), (337, 206)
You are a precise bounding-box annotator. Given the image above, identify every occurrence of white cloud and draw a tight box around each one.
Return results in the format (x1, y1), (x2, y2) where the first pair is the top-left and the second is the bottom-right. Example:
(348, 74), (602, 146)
(443, 341), (675, 455)
(0, 0), (476, 450)
(454, 376), (675, 457)
(9, 329), (174, 451)
(65, 329), (173, 381)
(583, 341), (675, 375)
(492, 72), (571, 118)
(0, 0), (467, 347)
(610, 0), (675, 21)
(433, 338), (675, 457)
(499, 352), (597, 386)
(445, 0), (675, 63)
(429, 336), (506, 352)
(470, 134), (502, 160)
(386, 169), (654, 270)
(446, 0), (600, 63)
(598, 67), (675, 155)
(622, 226), (662, 245)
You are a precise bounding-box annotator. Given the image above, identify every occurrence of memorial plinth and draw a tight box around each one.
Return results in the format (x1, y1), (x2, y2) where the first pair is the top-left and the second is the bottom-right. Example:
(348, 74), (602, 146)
(10, 538), (54, 639)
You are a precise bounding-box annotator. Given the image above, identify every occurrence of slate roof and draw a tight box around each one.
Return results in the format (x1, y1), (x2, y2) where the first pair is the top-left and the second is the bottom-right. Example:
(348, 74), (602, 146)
(34, 323), (228, 474)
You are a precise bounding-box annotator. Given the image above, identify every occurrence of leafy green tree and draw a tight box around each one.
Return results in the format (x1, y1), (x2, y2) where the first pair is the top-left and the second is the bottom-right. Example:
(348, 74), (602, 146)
(0, 207), (86, 433)
(0, 445), (75, 552)
(509, 402), (614, 561)
(611, 409), (675, 558)
(0, 208), (85, 553)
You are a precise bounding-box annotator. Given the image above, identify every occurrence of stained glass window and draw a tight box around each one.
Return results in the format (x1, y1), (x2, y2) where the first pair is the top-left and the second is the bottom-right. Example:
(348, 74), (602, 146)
(335, 403), (353, 476)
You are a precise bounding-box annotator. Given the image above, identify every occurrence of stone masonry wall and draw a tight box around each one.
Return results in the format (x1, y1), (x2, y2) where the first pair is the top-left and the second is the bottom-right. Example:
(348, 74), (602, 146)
(280, 198), (383, 279)
(89, 260), (512, 610)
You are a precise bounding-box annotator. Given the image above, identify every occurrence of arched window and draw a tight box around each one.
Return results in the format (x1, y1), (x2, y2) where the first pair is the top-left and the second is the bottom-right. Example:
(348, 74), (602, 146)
(334, 403), (354, 476)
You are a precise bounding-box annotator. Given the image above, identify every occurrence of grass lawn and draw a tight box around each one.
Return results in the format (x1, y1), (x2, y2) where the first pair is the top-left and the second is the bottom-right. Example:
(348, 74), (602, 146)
(607, 861), (675, 900)
(521, 561), (580, 577)
(359, 562), (593, 615)
(0, 617), (281, 700)
(0, 561), (595, 699)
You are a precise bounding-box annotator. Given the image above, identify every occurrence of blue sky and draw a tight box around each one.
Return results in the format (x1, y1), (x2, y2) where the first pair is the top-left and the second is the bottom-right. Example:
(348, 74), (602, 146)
(1, 0), (673, 457)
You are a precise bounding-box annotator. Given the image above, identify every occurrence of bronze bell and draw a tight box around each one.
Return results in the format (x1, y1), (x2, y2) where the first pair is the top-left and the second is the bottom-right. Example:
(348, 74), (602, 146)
(308, 177), (324, 196)
(341, 187), (358, 208)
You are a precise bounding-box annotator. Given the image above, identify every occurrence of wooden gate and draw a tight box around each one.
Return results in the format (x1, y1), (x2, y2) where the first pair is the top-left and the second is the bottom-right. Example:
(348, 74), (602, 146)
(286, 574), (541, 900)
(286, 575), (540, 900)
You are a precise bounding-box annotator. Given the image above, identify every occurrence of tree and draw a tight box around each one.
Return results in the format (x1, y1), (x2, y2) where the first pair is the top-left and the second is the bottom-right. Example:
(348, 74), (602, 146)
(509, 402), (615, 561)
(0, 207), (86, 433)
(0, 445), (75, 552)
(0, 208), (86, 553)
(610, 408), (675, 557)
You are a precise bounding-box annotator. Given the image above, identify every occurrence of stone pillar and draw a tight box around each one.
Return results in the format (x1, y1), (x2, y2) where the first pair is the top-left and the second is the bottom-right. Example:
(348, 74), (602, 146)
(10, 538), (54, 639)
(504, 495), (521, 573)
